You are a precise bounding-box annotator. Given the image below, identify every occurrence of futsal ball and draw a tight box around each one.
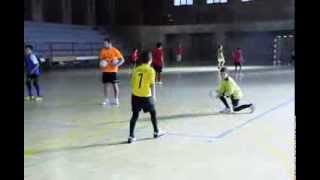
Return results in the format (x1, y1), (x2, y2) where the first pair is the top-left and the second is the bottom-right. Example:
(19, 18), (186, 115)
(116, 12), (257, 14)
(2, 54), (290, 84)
(112, 59), (119, 66)
(100, 60), (108, 68)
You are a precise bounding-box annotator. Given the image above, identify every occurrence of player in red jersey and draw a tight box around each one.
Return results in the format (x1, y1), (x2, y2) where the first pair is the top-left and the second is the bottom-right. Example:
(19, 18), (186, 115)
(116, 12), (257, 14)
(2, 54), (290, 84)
(130, 48), (139, 72)
(152, 42), (165, 84)
(232, 48), (243, 75)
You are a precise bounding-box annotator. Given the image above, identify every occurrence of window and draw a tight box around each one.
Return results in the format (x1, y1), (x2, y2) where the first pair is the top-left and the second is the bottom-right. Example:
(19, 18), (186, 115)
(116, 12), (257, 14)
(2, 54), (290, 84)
(207, 0), (228, 4)
(187, 0), (193, 5)
(174, 0), (193, 6)
(207, 0), (227, 4)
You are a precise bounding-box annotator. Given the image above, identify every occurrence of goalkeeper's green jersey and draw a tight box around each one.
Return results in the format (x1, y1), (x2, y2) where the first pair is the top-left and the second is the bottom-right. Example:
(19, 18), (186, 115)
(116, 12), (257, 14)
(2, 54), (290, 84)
(216, 76), (243, 100)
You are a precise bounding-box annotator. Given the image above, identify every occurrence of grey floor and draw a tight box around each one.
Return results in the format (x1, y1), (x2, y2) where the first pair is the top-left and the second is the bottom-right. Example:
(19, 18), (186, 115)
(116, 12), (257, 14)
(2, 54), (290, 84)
(24, 66), (295, 180)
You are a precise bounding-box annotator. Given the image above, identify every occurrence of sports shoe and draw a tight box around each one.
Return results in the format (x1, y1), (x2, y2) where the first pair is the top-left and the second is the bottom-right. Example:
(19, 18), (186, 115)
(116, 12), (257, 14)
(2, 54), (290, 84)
(102, 98), (110, 106)
(24, 96), (33, 101)
(249, 104), (255, 113)
(112, 98), (120, 106)
(153, 130), (166, 138)
(128, 136), (136, 144)
(35, 96), (43, 101)
(219, 108), (231, 113)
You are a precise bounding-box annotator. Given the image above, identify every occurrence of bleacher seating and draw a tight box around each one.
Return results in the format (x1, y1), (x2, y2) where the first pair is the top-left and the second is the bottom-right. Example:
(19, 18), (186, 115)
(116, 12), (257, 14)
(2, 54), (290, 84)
(24, 21), (105, 43)
(24, 21), (130, 60)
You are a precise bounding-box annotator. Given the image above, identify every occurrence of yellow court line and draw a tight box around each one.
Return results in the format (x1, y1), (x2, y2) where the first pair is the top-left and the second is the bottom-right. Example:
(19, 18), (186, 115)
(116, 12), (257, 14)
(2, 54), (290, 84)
(24, 111), (130, 158)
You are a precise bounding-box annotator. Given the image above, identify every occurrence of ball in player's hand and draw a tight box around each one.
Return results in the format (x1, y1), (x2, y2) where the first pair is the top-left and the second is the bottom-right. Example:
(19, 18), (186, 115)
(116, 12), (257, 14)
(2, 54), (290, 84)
(112, 59), (119, 66)
(100, 60), (108, 68)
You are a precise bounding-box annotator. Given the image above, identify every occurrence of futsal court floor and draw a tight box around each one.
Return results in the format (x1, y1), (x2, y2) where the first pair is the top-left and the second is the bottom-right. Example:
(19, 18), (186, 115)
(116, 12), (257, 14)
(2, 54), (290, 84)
(24, 66), (295, 180)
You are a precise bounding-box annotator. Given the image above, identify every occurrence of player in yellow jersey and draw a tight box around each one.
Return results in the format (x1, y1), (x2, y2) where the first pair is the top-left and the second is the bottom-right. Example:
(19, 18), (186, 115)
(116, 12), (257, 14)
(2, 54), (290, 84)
(128, 51), (165, 143)
(216, 67), (255, 113)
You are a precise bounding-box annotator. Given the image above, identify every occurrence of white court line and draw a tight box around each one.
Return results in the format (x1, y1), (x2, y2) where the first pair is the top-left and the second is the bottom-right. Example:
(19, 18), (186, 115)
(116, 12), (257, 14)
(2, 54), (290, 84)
(120, 66), (280, 74)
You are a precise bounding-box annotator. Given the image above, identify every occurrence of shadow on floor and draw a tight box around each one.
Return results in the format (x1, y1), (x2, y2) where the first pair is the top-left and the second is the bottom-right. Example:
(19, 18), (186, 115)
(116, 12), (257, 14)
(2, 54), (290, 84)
(24, 137), (156, 158)
(94, 111), (251, 127)
(24, 112), (253, 157)
(24, 113), (226, 158)
(94, 112), (220, 126)
(24, 101), (102, 110)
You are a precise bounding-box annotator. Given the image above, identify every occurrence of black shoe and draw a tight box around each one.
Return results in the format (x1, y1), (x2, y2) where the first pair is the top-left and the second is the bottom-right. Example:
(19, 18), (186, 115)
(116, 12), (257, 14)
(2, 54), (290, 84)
(153, 130), (166, 138)
(128, 136), (136, 144)
(249, 104), (255, 113)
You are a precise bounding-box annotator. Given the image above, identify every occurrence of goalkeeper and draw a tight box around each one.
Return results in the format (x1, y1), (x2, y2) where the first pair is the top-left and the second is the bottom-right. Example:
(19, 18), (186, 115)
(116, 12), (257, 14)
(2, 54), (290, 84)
(216, 67), (255, 113)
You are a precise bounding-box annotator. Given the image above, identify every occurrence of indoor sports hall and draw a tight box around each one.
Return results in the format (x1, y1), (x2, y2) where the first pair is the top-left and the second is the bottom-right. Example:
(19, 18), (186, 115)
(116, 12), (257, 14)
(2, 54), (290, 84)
(24, 0), (295, 180)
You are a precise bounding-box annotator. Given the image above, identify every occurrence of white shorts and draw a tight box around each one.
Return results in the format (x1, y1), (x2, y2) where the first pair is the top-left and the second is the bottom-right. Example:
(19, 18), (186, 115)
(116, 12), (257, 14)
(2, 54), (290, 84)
(218, 58), (225, 63)
(176, 55), (182, 62)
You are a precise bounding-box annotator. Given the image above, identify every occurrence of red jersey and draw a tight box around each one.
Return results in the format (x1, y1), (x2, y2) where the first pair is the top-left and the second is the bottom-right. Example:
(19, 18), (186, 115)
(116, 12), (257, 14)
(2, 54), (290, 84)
(152, 48), (164, 66)
(176, 48), (183, 55)
(130, 51), (138, 62)
(233, 50), (242, 63)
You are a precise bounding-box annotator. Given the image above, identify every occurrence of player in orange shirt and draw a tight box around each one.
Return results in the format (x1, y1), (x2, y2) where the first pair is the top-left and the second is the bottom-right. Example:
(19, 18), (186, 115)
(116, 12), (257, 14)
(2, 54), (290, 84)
(99, 38), (125, 106)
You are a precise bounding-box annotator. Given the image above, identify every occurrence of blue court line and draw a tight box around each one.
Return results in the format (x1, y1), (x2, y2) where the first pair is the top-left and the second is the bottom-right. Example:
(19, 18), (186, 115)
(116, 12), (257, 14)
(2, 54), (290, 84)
(167, 97), (294, 142)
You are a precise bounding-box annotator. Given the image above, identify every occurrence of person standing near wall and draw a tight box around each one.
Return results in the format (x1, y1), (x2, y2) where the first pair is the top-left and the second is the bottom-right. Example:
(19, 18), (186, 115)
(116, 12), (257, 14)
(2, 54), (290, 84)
(217, 45), (225, 70)
(152, 42), (165, 85)
(232, 48), (243, 75)
(175, 43), (183, 63)
(24, 45), (43, 101)
(130, 48), (139, 72)
(99, 38), (125, 107)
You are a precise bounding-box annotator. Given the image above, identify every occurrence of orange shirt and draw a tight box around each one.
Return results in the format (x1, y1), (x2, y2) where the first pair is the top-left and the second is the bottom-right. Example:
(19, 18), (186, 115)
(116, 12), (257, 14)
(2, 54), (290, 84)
(99, 47), (124, 73)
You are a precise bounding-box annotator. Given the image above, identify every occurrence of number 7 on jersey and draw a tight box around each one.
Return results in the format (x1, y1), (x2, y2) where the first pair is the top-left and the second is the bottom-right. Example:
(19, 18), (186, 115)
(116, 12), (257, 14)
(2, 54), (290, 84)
(138, 73), (143, 88)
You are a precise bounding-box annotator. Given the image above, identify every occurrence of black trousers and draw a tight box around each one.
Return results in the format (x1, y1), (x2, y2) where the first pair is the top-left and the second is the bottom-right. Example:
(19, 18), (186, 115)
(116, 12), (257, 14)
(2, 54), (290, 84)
(129, 110), (159, 138)
(26, 74), (40, 96)
(219, 96), (252, 112)
(234, 63), (242, 70)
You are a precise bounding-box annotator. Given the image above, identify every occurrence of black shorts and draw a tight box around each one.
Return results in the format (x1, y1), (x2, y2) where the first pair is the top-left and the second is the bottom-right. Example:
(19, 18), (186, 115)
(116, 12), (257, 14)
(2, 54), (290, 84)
(26, 74), (39, 81)
(131, 95), (155, 113)
(231, 96), (240, 107)
(234, 62), (241, 66)
(152, 64), (163, 73)
(102, 72), (119, 84)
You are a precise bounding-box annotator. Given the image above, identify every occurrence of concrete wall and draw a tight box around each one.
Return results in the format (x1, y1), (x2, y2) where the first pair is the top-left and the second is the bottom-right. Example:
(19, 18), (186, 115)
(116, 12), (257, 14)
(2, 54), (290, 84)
(115, 0), (166, 25)
(115, 20), (294, 65)
(24, 0), (33, 20)
(62, 0), (72, 24)
(43, 0), (63, 23)
(95, 0), (115, 25)
(86, 0), (96, 25)
(25, 0), (96, 25)
(166, 0), (294, 25)
(115, 0), (143, 25)
(113, 0), (294, 25)
(24, 0), (294, 26)
(71, 0), (96, 25)
(30, 0), (44, 22)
